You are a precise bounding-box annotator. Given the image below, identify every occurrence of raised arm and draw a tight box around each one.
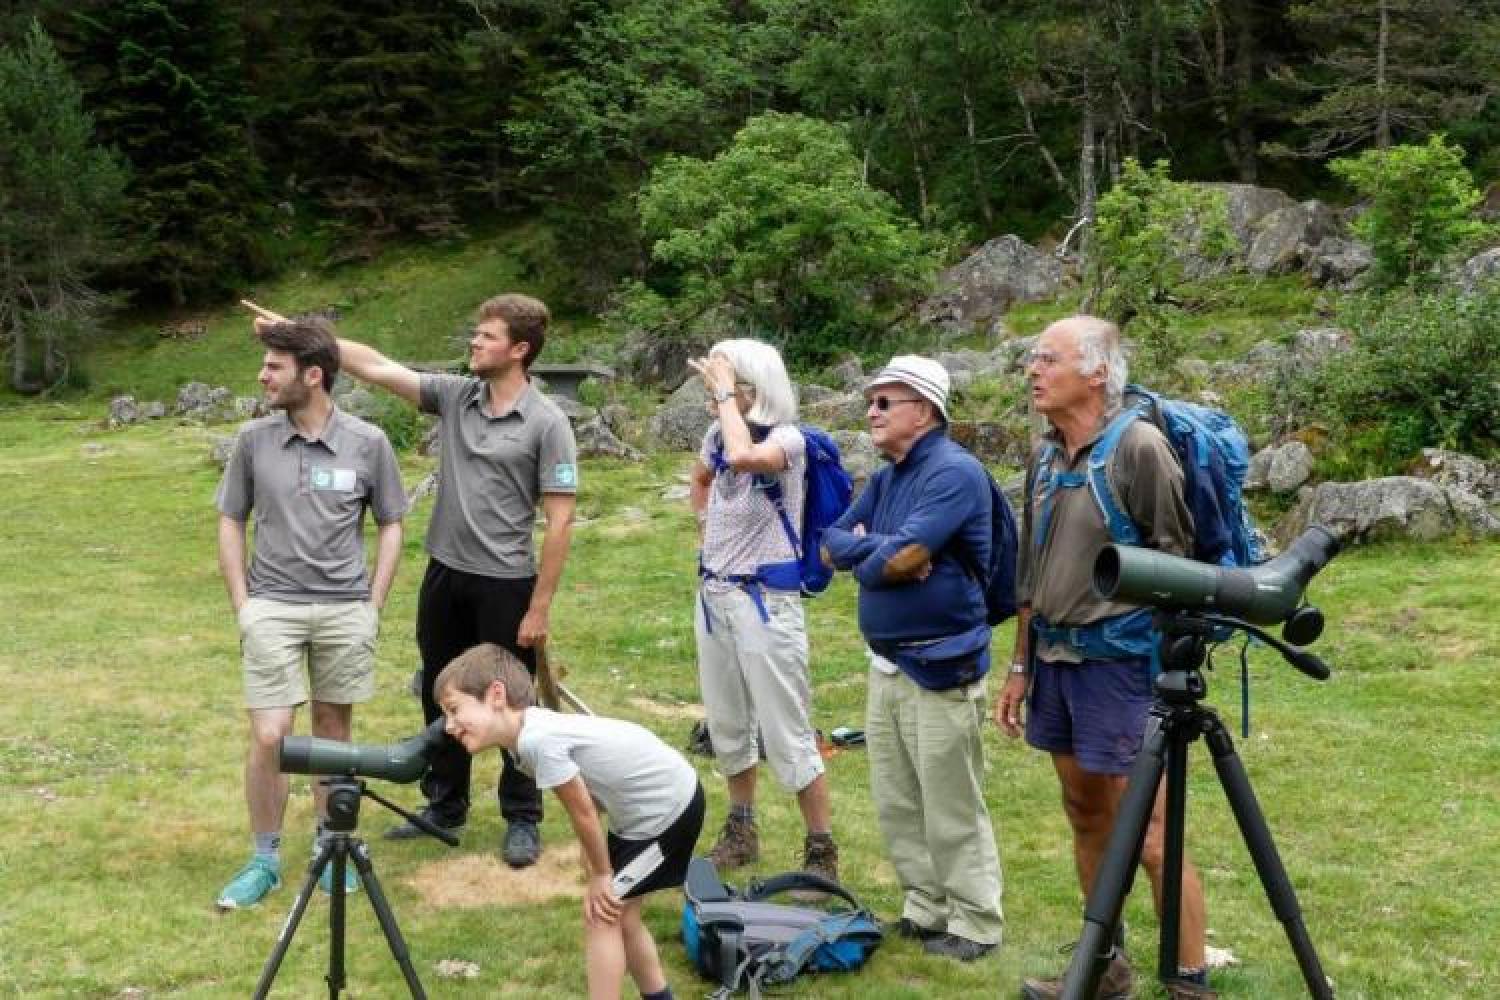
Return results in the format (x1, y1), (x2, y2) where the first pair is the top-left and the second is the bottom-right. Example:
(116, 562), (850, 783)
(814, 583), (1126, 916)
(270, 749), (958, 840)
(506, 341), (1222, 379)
(248, 310), (421, 406)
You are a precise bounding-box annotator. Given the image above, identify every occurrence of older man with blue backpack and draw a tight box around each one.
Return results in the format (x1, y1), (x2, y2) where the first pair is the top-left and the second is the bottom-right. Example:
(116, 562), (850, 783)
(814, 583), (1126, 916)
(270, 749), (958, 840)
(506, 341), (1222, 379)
(995, 315), (1234, 1000)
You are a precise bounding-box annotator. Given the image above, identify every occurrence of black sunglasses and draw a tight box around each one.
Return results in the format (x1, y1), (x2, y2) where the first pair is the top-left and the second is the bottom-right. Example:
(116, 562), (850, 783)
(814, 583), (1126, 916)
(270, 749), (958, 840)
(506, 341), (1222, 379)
(868, 394), (924, 412)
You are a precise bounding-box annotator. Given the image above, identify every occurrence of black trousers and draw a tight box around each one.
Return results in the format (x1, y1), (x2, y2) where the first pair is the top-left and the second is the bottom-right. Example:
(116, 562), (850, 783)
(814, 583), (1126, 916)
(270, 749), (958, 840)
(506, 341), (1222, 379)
(415, 559), (542, 827)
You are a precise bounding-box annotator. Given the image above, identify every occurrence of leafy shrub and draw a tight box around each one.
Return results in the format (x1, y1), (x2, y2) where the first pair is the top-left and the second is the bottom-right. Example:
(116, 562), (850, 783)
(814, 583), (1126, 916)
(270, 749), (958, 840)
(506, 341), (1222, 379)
(1328, 135), (1493, 290)
(612, 112), (948, 366)
(1088, 159), (1235, 373)
(1290, 288), (1500, 476)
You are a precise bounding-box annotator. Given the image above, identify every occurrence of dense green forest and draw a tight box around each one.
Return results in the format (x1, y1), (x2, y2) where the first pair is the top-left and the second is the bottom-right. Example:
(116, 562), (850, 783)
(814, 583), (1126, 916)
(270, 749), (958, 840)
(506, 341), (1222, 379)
(5, 0), (1500, 396)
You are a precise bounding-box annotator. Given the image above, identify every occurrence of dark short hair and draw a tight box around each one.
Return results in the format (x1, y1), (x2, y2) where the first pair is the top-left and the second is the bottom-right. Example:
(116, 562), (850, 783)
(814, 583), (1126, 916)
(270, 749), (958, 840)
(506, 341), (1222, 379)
(260, 318), (340, 392)
(434, 643), (533, 708)
(476, 294), (549, 370)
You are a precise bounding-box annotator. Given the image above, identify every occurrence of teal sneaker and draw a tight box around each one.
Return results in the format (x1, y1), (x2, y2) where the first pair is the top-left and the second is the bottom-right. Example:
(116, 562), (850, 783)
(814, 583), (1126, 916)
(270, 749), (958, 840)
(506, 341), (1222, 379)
(216, 856), (281, 910)
(318, 862), (361, 896)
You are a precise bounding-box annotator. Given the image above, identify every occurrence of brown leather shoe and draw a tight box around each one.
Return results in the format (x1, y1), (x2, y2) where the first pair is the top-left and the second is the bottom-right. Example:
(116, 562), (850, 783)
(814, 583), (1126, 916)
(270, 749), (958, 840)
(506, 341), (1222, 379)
(707, 813), (759, 868)
(1163, 977), (1218, 999)
(1020, 949), (1134, 1000)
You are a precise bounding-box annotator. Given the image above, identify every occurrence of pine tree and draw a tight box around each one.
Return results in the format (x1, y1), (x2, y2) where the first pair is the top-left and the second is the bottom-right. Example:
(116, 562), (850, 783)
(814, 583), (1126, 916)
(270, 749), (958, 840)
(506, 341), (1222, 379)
(0, 20), (128, 391)
(68, 0), (267, 305)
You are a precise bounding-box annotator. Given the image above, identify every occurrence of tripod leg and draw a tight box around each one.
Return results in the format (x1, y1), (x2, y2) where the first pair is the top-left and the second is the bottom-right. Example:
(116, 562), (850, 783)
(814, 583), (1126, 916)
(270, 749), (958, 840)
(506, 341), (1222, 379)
(1203, 717), (1334, 1000)
(349, 841), (428, 999)
(255, 843), (334, 1000)
(1157, 720), (1190, 981)
(327, 843), (347, 999)
(1060, 711), (1170, 1000)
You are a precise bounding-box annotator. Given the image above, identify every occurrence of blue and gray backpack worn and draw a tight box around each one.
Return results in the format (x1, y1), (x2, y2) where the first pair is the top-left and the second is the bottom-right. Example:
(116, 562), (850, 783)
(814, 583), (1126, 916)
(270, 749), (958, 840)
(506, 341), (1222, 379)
(706, 424), (853, 597)
(681, 858), (883, 997)
(1029, 384), (1263, 659)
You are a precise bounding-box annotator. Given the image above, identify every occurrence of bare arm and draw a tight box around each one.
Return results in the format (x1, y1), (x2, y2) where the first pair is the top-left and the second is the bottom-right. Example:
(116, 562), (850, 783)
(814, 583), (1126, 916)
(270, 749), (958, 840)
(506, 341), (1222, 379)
(517, 493), (576, 648)
(369, 520), (403, 610)
(993, 605), (1032, 737)
(248, 308), (421, 406)
(217, 515), (250, 612)
(553, 775), (621, 926)
(690, 459), (713, 537)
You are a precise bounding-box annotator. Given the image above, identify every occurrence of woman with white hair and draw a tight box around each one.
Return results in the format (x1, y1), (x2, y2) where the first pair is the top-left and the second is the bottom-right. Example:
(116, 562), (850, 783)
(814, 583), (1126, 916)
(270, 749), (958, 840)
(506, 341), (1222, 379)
(686, 338), (838, 882)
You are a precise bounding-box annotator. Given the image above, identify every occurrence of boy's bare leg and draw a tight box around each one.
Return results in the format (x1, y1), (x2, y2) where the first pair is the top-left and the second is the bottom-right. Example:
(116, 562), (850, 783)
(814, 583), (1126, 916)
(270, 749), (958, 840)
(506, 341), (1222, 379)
(584, 907), (628, 1000)
(621, 900), (667, 994)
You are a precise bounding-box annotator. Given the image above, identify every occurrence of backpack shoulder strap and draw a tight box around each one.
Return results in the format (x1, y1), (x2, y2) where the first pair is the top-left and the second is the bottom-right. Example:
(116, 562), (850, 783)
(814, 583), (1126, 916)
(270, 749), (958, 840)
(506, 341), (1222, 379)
(746, 871), (861, 910)
(1086, 404), (1147, 546)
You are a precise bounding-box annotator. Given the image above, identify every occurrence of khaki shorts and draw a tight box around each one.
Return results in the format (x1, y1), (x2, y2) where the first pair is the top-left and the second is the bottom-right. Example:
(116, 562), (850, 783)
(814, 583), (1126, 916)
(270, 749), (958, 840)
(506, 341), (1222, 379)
(239, 598), (378, 709)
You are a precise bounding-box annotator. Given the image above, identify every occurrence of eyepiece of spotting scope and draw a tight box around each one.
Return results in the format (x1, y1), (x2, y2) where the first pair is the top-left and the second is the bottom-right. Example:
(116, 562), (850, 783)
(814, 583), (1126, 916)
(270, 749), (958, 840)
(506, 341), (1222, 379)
(278, 718), (447, 784)
(1092, 525), (1341, 625)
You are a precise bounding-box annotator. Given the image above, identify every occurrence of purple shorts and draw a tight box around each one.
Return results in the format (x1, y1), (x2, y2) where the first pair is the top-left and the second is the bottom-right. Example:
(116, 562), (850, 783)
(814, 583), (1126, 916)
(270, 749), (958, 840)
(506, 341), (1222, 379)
(1025, 657), (1154, 775)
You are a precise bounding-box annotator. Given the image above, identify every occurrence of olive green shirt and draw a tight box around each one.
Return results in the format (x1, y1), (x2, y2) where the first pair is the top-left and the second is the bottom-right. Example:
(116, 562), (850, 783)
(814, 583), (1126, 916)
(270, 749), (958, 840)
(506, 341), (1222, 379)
(1018, 416), (1193, 662)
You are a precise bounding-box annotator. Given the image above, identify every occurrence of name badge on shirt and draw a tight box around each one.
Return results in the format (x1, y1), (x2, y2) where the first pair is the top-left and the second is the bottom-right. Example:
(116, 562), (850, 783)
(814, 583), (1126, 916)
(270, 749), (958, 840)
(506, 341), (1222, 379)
(311, 466), (357, 491)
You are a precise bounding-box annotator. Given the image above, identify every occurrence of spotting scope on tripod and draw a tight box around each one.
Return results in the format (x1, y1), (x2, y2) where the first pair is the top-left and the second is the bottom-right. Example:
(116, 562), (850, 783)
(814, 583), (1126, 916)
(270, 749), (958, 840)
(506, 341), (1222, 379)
(255, 718), (457, 1000)
(1059, 526), (1342, 1000)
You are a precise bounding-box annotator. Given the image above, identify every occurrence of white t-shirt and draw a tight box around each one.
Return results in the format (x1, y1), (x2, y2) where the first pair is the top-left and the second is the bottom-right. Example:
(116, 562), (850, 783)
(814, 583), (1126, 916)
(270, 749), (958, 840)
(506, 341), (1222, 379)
(514, 708), (699, 840)
(698, 423), (806, 590)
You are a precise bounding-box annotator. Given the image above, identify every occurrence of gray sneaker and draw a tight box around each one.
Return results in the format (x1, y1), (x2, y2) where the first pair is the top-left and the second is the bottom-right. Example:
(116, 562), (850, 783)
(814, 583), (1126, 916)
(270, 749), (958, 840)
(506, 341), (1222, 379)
(707, 813), (759, 869)
(502, 821), (541, 868)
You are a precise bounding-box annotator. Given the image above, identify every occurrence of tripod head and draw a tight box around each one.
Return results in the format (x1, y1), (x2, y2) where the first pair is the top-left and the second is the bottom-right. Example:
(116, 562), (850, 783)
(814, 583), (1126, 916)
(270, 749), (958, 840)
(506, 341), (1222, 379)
(313, 776), (460, 847)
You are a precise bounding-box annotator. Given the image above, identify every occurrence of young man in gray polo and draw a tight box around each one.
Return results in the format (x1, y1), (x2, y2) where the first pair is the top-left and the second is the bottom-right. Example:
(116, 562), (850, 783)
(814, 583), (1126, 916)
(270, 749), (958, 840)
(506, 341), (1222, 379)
(215, 318), (407, 909)
(278, 293), (578, 867)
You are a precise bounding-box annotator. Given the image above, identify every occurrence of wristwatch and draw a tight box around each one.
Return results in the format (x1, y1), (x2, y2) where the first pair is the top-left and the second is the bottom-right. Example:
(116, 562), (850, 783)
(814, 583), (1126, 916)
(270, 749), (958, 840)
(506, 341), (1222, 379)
(712, 387), (735, 404)
(1009, 661), (1029, 675)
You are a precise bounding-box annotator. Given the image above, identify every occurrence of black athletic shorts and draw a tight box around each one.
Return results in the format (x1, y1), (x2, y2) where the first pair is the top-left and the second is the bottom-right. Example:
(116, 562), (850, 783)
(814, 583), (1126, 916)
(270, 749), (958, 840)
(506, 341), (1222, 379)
(606, 781), (706, 899)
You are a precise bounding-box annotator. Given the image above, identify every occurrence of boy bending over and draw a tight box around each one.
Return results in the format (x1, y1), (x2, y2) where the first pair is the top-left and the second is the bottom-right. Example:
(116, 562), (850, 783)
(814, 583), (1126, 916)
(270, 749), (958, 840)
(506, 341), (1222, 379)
(435, 644), (705, 1000)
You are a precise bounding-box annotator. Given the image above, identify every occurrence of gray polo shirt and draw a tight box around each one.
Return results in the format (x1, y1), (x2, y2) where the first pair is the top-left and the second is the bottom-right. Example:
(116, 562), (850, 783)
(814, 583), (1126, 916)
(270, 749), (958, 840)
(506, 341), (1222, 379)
(419, 375), (578, 579)
(216, 408), (408, 602)
(1018, 416), (1193, 661)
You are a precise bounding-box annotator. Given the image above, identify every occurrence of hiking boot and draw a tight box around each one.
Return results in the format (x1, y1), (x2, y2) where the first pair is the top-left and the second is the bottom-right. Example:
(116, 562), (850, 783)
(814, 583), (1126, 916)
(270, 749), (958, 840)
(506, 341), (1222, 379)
(1163, 978), (1218, 999)
(923, 932), (995, 962)
(892, 917), (941, 942)
(215, 856), (281, 910)
(383, 808), (465, 842)
(800, 832), (839, 883)
(502, 820), (542, 868)
(1020, 948), (1133, 1000)
(318, 862), (361, 896)
(707, 813), (759, 869)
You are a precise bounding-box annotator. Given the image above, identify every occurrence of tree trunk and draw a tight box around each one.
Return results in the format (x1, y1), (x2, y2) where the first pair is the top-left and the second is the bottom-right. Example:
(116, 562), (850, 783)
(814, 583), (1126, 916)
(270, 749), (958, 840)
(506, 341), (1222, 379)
(1232, 0), (1258, 181)
(1375, 0), (1391, 148)
(1015, 86), (1071, 198)
(1079, 67), (1099, 291)
(961, 81), (994, 227)
(905, 90), (931, 226)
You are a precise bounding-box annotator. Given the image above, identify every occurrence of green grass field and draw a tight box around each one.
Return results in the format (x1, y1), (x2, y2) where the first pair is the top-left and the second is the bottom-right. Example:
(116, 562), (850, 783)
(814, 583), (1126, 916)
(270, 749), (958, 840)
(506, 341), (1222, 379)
(1, 233), (1496, 997)
(1, 399), (1497, 998)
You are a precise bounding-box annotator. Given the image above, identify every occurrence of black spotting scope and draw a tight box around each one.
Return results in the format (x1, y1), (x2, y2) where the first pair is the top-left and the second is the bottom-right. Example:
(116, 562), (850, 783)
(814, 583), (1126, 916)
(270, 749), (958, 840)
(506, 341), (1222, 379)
(1093, 525), (1341, 625)
(279, 718), (447, 784)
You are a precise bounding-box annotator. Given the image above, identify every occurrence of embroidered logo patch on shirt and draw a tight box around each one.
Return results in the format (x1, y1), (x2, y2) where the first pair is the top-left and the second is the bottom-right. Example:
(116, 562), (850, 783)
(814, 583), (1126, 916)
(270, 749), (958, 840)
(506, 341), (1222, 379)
(311, 467), (357, 491)
(553, 462), (577, 487)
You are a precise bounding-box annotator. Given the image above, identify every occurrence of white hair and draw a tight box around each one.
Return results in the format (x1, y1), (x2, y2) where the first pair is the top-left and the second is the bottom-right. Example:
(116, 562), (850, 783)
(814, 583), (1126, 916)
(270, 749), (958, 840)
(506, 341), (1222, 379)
(709, 338), (798, 426)
(1070, 316), (1128, 405)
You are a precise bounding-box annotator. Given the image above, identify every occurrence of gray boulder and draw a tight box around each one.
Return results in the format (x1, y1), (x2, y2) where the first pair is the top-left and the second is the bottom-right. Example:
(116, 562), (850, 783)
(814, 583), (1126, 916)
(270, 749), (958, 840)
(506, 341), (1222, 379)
(209, 433), (237, 468)
(1456, 246), (1500, 296)
(618, 330), (712, 390)
(546, 394), (597, 423)
(108, 395), (141, 427)
(649, 379), (714, 451)
(1289, 327), (1352, 365)
(234, 396), (266, 420)
(1303, 237), (1372, 288)
(176, 382), (239, 423)
(1245, 200), (1342, 275)
(831, 431), (880, 496)
(798, 384), (839, 406)
(1278, 477), (1500, 545)
(140, 401), (167, 420)
(1247, 441), (1314, 494)
(576, 415), (643, 461)
(1410, 449), (1500, 508)
(828, 357), (866, 391)
(918, 235), (1066, 333)
(802, 391), (869, 430)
